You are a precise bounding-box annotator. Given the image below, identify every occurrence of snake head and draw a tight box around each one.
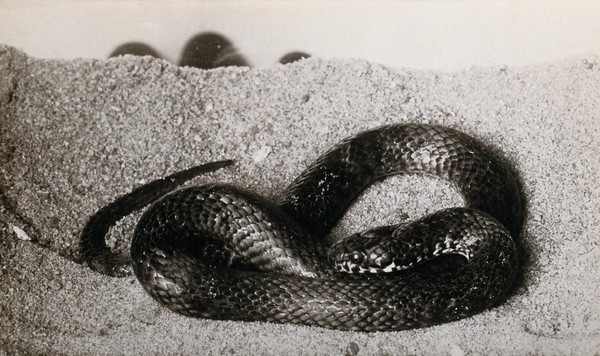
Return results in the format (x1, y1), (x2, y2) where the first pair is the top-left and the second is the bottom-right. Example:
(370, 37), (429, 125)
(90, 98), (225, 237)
(332, 249), (367, 273)
(329, 226), (400, 273)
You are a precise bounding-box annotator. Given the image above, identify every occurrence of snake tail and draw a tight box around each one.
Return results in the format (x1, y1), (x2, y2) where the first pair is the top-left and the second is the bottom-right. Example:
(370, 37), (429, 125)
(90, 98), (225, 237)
(79, 160), (234, 276)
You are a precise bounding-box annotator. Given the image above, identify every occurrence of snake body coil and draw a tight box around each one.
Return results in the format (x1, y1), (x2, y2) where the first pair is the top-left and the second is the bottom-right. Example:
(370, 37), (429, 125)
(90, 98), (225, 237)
(80, 123), (522, 331)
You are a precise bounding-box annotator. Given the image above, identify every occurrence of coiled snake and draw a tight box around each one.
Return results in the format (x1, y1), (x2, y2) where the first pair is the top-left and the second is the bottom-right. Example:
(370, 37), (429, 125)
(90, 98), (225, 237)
(80, 123), (522, 331)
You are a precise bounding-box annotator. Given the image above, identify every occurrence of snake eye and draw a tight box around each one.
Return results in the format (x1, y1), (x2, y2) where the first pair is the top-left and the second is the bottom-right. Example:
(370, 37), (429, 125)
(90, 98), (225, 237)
(349, 252), (365, 265)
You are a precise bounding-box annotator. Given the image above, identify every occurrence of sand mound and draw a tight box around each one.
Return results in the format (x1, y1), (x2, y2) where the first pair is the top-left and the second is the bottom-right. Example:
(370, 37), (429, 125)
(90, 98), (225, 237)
(1, 44), (598, 354)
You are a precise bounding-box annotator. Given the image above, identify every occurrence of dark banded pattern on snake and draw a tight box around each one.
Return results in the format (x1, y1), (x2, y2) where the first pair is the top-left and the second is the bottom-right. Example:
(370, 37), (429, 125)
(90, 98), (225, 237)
(80, 123), (522, 331)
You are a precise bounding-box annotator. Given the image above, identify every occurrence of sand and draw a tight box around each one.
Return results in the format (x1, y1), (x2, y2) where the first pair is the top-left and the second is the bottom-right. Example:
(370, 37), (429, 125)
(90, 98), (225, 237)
(0, 44), (599, 355)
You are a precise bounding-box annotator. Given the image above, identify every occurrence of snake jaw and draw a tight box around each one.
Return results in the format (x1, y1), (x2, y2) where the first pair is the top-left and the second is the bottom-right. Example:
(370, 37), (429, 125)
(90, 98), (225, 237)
(381, 262), (398, 273)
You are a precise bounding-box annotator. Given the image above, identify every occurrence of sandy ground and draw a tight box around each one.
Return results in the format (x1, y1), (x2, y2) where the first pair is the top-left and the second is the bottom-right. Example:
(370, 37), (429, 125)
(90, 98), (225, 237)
(0, 44), (599, 355)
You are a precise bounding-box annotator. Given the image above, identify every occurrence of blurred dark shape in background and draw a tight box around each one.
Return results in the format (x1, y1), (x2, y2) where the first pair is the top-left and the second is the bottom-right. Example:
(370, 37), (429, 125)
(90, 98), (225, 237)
(279, 51), (311, 64)
(179, 32), (249, 69)
(109, 42), (161, 59)
(110, 34), (310, 68)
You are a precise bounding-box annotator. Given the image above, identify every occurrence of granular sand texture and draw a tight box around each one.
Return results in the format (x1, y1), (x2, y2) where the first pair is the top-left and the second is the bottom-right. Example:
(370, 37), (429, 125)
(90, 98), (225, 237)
(1, 44), (599, 354)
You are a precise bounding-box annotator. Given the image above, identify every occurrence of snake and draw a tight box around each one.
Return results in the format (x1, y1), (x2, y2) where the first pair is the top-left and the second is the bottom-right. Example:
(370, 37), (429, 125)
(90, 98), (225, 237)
(80, 123), (522, 332)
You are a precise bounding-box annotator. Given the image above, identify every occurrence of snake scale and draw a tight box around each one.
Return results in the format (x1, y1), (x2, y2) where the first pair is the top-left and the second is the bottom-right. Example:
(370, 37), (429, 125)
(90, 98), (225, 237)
(80, 123), (522, 332)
